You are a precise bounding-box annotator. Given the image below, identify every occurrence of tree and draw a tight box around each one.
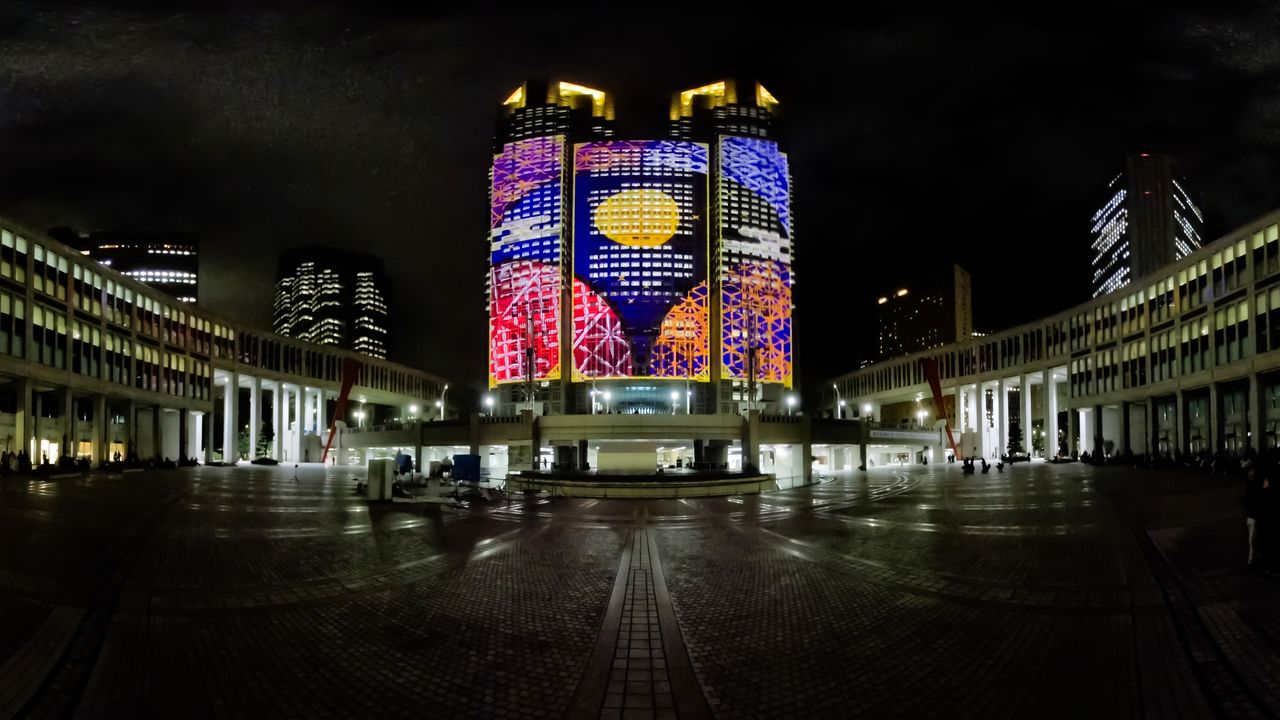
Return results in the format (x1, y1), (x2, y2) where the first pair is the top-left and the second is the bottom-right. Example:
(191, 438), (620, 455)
(257, 422), (274, 458)
(1007, 420), (1025, 456)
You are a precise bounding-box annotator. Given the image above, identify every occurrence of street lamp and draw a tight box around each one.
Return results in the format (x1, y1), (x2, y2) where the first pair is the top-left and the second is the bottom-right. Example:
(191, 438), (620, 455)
(863, 403), (872, 417)
(484, 395), (495, 415)
(832, 383), (842, 419)
(434, 399), (442, 420)
(353, 410), (365, 428)
(438, 384), (448, 421)
(670, 390), (679, 415)
(590, 389), (597, 414)
(916, 409), (927, 428)
(838, 399), (847, 419)
(686, 388), (692, 416)
(603, 390), (611, 414)
(409, 404), (419, 421)
(786, 394), (797, 415)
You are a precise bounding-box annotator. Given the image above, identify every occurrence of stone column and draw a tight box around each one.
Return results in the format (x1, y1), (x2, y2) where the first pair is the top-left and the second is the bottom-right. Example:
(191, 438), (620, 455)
(1251, 372), (1265, 455)
(1045, 371), (1059, 459)
(743, 410), (761, 473)
(1093, 404), (1104, 457)
(292, 385), (303, 462)
(95, 395), (108, 465)
(273, 384), (285, 460)
(15, 378), (33, 457)
(125, 399), (136, 460)
(305, 389), (317, 435)
(63, 389), (74, 459)
(1146, 397), (1157, 458)
(1121, 401), (1132, 456)
(204, 404), (215, 465)
(967, 384), (979, 458)
(996, 379), (1008, 458)
(858, 414), (869, 470)
(248, 375), (261, 460)
(179, 407), (189, 462)
(1208, 383), (1219, 454)
(223, 372), (238, 462)
(1020, 374), (1032, 456)
(1175, 388), (1186, 457)
(151, 404), (161, 461)
(1067, 405), (1078, 455)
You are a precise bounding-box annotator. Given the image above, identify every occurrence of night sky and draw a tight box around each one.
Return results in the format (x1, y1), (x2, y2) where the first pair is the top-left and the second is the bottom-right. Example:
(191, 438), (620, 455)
(2, 3), (1279, 403)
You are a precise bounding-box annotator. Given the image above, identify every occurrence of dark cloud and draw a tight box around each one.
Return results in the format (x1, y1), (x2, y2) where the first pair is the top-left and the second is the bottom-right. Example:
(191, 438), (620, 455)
(1, 4), (1279, 397)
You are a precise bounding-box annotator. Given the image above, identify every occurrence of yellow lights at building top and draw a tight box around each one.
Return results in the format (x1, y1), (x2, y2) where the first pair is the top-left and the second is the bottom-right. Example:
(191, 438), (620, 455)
(896, 289), (909, 297)
(500, 81), (613, 119)
(556, 81), (611, 117)
(676, 81), (727, 118)
(671, 79), (780, 119)
(756, 83), (779, 113)
(877, 297), (888, 305)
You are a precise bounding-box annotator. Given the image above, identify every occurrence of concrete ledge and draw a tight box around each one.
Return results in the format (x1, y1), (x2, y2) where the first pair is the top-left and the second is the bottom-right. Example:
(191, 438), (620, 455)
(505, 474), (783, 498)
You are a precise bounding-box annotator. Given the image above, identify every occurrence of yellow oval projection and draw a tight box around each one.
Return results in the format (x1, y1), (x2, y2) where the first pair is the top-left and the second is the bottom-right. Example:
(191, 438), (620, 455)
(594, 189), (680, 246)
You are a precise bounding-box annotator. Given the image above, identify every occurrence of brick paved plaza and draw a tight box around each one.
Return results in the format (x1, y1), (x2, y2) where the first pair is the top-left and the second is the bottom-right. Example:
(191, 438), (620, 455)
(1, 462), (1278, 719)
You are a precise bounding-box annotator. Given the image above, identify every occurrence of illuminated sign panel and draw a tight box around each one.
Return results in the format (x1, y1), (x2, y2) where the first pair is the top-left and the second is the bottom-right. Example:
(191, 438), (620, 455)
(572, 140), (709, 380)
(718, 136), (793, 387)
(488, 135), (565, 386)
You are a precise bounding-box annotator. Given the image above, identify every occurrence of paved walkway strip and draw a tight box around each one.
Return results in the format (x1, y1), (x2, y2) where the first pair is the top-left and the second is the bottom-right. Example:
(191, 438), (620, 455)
(569, 527), (711, 720)
(0, 607), (84, 720)
(568, 529), (635, 719)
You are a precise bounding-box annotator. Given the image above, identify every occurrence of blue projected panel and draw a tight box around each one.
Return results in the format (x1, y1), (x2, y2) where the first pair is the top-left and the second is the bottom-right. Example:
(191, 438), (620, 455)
(571, 140), (709, 380)
(719, 136), (793, 387)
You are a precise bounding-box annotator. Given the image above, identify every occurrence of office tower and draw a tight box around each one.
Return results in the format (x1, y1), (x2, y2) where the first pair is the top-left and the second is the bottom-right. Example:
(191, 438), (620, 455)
(1091, 154), (1204, 297)
(274, 247), (390, 359)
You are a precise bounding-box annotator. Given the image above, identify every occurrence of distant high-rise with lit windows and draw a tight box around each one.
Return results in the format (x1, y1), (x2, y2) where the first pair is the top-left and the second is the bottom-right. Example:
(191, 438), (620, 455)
(50, 228), (199, 303)
(874, 263), (973, 361)
(274, 247), (390, 359)
(1091, 154), (1204, 298)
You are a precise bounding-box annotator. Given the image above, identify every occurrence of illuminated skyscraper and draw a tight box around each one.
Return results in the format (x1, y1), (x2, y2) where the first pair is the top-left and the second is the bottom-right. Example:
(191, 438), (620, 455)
(875, 264), (973, 361)
(51, 228), (199, 303)
(487, 78), (793, 415)
(1091, 154), (1204, 297)
(274, 247), (390, 359)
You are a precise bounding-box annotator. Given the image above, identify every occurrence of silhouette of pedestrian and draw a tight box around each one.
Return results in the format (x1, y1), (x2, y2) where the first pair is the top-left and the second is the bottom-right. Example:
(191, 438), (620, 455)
(293, 463), (299, 483)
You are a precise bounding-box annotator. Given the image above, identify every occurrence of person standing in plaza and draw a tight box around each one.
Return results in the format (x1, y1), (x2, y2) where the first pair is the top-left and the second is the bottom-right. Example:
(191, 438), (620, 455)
(1244, 465), (1267, 567)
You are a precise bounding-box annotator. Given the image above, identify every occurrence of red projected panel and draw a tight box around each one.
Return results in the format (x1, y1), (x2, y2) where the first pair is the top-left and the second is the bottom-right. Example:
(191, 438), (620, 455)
(488, 136), (565, 386)
(489, 260), (560, 384)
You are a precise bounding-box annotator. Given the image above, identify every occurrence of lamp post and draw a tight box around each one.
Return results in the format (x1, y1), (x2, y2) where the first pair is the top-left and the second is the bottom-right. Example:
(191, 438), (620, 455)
(916, 409), (927, 428)
(590, 389), (597, 415)
(354, 410), (365, 429)
(409, 404), (418, 423)
(786, 394), (797, 416)
(434, 399), (442, 420)
(603, 390), (611, 414)
(484, 395), (494, 416)
(863, 403), (872, 419)
(838, 399), (846, 419)
(670, 390), (679, 415)
(833, 383), (842, 419)
(438, 384), (448, 421)
(686, 388), (692, 416)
